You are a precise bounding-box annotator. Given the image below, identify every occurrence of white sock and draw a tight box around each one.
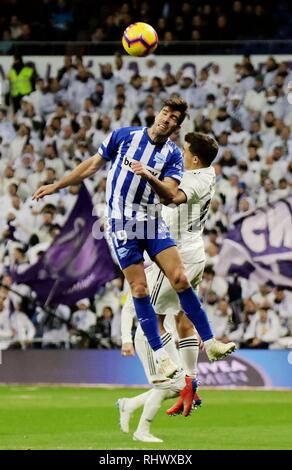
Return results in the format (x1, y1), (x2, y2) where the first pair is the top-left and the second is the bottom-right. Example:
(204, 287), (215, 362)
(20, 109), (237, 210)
(136, 388), (168, 434)
(124, 390), (152, 412)
(161, 332), (182, 367)
(204, 338), (214, 349)
(153, 347), (169, 361)
(178, 335), (199, 377)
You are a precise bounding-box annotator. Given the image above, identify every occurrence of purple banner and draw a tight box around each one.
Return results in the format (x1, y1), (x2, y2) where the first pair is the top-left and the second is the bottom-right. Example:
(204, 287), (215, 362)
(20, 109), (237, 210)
(216, 196), (292, 289)
(14, 184), (117, 305)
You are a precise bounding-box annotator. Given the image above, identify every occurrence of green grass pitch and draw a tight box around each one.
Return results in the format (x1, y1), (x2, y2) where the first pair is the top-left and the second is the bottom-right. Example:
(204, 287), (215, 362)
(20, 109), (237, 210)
(0, 386), (291, 450)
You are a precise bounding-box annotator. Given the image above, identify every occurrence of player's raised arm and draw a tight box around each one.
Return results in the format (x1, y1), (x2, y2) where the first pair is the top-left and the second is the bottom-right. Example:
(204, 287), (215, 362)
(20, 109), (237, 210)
(32, 153), (106, 200)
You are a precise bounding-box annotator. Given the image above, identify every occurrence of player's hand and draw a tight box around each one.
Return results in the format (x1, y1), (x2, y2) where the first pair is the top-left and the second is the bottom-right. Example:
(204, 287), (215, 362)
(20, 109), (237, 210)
(121, 343), (135, 356)
(132, 162), (152, 180)
(251, 337), (261, 346)
(32, 183), (58, 201)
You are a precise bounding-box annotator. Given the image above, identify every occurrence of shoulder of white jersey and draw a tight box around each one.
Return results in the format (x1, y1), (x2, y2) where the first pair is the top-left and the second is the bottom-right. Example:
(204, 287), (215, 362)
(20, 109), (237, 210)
(179, 166), (215, 200)
(182, 166), (215, 182)
(192, 166), (216, 177)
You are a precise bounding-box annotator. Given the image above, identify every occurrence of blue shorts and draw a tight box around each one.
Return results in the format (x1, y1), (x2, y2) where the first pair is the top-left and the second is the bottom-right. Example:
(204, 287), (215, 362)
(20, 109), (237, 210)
(109, 218), (176, 270)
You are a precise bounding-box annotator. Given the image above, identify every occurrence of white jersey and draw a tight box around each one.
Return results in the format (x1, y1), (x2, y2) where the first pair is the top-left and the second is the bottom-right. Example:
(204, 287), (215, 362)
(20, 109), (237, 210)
(162, 166), (216, 263)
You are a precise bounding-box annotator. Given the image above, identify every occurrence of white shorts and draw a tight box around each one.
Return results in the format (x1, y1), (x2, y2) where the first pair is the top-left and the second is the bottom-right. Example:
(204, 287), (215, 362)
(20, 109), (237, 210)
(147, 260), (205, 316)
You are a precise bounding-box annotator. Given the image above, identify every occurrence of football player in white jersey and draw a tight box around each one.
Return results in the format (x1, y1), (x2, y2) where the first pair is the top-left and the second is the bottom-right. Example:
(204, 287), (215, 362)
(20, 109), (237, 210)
(118, 132), (224, 443)
(33, 98), (235, 405)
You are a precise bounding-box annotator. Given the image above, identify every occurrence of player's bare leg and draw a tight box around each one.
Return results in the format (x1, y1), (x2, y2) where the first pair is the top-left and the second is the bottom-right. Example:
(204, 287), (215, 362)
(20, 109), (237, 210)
(123, 262), (149, 298)
(154, 245), (191, 292)
(157, 314), (166, 335)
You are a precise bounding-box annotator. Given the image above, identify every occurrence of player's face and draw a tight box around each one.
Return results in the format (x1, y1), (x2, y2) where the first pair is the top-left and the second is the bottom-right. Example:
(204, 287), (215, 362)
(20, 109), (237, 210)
(154, 106), (181, 137)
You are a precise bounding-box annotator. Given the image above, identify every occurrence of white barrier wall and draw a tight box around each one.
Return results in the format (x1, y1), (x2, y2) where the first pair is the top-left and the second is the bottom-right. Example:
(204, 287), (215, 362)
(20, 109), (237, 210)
(0, 349), (291, 388)
(0, 54), (292, 81)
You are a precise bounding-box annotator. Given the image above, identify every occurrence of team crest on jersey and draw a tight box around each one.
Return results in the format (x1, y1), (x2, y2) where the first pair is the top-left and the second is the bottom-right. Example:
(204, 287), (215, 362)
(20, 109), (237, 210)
(153, 152), (166, 164)
(117, 247), (129, 258)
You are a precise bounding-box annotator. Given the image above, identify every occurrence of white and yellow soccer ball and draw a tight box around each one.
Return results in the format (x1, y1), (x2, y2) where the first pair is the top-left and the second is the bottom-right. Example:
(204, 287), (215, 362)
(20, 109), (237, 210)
(122, 22), (158, 57)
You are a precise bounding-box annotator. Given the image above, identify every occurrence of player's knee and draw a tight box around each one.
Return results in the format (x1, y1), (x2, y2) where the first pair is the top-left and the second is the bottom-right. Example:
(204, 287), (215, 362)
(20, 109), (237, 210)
(170, 270), (190, 292)
(130, 281), (149, 297)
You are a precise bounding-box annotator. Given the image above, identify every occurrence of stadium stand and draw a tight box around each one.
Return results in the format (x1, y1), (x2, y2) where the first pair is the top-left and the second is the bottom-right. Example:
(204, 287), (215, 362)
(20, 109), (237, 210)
(0, 0), (292, 55)
(0, 3), (291, 351)
(1, 52), (291, 350)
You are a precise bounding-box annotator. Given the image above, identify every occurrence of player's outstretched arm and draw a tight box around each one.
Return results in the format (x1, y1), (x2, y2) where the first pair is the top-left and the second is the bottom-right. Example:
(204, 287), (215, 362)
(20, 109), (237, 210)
(32, 153), (106, 200)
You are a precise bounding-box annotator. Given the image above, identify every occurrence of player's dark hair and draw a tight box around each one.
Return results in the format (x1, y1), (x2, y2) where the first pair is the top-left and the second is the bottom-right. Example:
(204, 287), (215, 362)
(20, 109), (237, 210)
(162, 97), (188, 125)
(185, 132), (218, 167)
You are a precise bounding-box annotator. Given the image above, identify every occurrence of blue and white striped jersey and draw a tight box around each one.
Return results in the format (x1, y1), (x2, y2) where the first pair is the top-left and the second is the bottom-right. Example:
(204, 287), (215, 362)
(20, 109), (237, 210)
(98, 126), (184, 221)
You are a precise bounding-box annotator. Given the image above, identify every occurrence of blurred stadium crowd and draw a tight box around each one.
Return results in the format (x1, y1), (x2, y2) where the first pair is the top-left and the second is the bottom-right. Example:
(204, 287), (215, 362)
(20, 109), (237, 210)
(0, 0), (291, 48)
(0, 50), (292, 350)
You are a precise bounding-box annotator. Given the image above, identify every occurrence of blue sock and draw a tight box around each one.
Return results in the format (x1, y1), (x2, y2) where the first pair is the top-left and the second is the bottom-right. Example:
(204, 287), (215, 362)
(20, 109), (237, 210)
(132, 296), (163, 351)
(177, 287), (213, 341)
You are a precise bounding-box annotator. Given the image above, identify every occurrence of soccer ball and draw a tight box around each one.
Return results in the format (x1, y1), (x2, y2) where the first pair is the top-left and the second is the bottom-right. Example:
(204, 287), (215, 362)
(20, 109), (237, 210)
(122, 22), (158, 57)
